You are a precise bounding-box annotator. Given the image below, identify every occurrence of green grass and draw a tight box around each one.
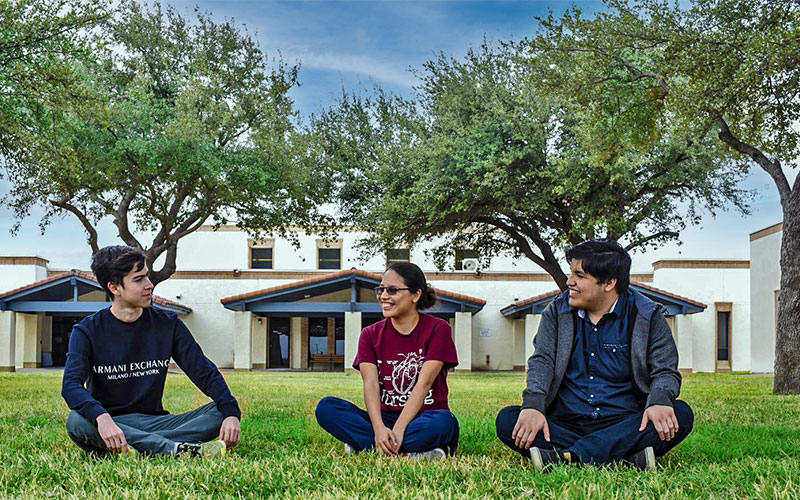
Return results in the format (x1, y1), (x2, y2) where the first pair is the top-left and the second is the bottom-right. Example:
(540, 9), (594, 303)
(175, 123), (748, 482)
(1, 372), (799, 499)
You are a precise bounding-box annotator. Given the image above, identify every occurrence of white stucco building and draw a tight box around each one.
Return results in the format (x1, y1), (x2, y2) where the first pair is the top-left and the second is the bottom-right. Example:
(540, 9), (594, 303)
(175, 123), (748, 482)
(0, 222), (778, 374)
(749, 222), (783, 373)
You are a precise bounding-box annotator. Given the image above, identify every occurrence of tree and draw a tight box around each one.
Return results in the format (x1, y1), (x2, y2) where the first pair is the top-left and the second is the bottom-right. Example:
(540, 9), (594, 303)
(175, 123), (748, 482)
(2, 0), (330, 286)
(529, 0), (800, 393)
(312, 42), (749, 288)
(0, 0), (106, 158)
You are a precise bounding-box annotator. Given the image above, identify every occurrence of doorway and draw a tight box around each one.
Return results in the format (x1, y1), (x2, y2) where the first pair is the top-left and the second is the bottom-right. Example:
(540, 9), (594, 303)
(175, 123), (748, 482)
(51, 316), (83, 367)
(268, 317), (290, 368)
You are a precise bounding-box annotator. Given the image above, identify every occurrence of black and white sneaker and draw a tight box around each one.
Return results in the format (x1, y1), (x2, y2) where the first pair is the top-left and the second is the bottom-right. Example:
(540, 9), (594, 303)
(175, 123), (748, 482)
(529, 447), (565, 471)
(176, 440), (226, 458)
(627, 446), (656, 471)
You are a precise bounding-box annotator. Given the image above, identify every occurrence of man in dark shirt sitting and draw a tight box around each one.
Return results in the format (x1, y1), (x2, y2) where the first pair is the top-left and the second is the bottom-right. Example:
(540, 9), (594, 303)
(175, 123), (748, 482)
(62, 245), (242, 457)
(496, 239), (693, 470)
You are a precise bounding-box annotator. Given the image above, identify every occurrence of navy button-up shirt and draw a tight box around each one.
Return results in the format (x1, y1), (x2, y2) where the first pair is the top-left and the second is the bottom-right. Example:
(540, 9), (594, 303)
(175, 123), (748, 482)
(549, 289), (642, 419)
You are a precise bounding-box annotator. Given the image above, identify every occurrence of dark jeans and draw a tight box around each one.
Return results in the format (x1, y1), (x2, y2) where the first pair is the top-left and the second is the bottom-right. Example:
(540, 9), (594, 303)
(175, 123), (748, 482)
(495, 400), (694, 466)
(66, 402), (223, 456)
(315, 396), (460, 455)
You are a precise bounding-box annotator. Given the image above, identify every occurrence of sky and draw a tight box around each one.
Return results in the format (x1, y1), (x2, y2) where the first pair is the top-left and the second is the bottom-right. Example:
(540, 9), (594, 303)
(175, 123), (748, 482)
(0, 0), (789, 271)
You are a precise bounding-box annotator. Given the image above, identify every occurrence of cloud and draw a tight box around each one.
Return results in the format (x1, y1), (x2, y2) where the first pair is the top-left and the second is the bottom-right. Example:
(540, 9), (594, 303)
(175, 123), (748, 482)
(294, 51), (419, 88)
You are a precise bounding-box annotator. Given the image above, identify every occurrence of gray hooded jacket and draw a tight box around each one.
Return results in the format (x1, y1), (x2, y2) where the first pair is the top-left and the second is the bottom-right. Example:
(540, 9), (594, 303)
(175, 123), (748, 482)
(522, 288), (681, 413)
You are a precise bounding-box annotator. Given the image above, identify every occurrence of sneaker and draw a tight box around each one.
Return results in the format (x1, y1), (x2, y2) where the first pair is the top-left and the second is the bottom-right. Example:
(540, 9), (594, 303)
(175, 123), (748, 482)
(403, 447), (446, 461)
(529, 447), (564, 471)
(176, 440), (226, 458)
(344, 443), (355, 455)
(628, 446), (656, 471)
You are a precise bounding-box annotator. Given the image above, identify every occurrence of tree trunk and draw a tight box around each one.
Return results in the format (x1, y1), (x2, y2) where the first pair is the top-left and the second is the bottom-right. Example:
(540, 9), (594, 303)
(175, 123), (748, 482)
(774, 191), (800, 393)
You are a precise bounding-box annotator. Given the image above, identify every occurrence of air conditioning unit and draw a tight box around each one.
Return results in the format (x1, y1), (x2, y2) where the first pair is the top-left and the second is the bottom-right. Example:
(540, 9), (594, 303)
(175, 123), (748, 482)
(461, 258), (479, 272)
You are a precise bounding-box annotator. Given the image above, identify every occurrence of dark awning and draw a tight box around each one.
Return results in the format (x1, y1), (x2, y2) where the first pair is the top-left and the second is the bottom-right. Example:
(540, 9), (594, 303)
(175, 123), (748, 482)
(500, 281), (706, 319)
(220, 268), (486, 318)
(0, 270), (192, 316)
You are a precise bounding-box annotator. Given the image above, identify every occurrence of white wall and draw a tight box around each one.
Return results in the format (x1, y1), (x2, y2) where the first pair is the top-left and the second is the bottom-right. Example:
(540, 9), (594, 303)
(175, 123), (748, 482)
(750, 230), (781, 373)
(652, 265), (750, 373)
(0, 262), (49, 295)
(175, 226), (549, 273)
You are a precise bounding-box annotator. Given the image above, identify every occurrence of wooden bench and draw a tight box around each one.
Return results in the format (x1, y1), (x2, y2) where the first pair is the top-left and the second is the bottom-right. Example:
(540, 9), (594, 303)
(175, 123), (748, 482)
(310, 354), (345, 371)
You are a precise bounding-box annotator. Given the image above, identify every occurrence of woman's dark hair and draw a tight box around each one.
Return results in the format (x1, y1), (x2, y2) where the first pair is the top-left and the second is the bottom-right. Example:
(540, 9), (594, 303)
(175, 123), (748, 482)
(386, 262), (438, 310)
(91, 245), (146, 297)
(565, 239), (631, 293)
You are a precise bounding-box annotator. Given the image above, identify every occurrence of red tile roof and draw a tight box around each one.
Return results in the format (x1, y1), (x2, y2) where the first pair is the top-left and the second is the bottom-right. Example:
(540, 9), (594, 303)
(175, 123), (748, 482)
(503, 281), (707, 311)
(630, 281), (707, 309)
(0, 270), (192, 312)
(220, 267), (487, 306)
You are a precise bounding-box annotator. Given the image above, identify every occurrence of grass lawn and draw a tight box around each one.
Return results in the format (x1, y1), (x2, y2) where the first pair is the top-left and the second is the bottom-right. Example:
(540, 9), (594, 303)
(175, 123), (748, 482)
(1, 371), (799, 499)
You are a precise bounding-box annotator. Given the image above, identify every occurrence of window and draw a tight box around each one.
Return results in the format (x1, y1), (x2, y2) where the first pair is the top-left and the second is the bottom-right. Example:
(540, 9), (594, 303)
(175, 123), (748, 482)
(318, 248), (341, 269)
(250, 248), (273, 269)
(249, 239), (274, 269)
(454, 248), (478, 270)
(334, 317), (344, 355)
(717, 312), (730, 361)
(308, 318), (328, 355)
(317, 239), (342, 270)
(715, 302), (732, 371)
(386, 248), (410, 266)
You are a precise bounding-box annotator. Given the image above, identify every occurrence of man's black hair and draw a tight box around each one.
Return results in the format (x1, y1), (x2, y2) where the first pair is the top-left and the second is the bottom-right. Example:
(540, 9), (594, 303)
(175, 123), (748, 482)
(90, 245), (146, 298)
(565, 239), (631, 293)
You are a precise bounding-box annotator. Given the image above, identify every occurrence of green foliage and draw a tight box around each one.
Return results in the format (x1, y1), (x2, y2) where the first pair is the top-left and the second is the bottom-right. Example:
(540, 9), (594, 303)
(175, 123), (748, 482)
(0, 0), (105, 162)
(312, 42), (750, 287)
(530, 0), (800, 393)
(531, 0), (799, 196)
(1, 372), (799, 498)
(2, 1), (329, 285)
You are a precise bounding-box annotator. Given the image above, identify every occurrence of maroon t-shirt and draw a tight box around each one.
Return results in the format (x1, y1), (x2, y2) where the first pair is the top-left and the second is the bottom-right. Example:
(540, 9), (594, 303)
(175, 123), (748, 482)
(353, 313), (458, 412)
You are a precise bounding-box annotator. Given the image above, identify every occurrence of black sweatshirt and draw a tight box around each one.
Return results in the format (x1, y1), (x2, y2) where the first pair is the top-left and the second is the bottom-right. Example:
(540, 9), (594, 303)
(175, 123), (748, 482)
(61, 307), (241, 423)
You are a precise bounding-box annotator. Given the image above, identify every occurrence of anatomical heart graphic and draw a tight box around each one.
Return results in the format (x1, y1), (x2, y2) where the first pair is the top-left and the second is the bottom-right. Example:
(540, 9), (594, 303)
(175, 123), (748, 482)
(391, 351), (424, 394)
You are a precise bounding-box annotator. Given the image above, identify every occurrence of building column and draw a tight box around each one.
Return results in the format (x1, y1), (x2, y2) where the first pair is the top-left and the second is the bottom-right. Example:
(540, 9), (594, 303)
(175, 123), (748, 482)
(513, 318), (526, 371)
(524, 314), (541, 370)
(301, 317), (309, 370)
(327, 317), (336, 355)
(344, 312), (361, 373)
(290, 317), (302, 369)
(233, 311), (253, 371)
(41, 316), (53, 368)
(22, 313), (42, 368)
(454, 312), (472, 372)
(0, 311), (16, 372)
(673, 315), (694, 373)
(251, 316), (267, 370)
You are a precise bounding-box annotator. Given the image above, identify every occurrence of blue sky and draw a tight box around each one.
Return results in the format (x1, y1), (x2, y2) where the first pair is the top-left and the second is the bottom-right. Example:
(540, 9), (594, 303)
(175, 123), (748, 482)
(0, 0), (787, 270)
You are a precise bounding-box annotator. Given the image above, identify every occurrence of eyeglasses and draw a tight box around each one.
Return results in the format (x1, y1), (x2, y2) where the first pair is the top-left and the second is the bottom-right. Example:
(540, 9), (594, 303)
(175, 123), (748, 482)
(374, 286), (411, 296)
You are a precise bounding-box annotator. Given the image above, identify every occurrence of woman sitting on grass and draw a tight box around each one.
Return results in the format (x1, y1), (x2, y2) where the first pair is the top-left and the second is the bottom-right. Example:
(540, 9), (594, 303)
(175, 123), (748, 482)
(316, 262), (460, 460)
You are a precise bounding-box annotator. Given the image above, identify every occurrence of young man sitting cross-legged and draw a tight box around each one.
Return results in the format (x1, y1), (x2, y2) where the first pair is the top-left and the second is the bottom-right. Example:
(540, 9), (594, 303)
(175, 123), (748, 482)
(62, 245), (242, 457)
(496, 239), (693, 471)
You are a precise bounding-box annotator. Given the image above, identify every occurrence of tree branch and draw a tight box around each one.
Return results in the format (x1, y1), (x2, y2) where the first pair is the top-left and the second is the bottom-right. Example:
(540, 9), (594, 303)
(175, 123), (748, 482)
(472, 215), (568, 289)
(624, 230), (679, 252)
(113, 190), (143, 249)
(49, 196), (99, 254)
(716, 115), (791, 206)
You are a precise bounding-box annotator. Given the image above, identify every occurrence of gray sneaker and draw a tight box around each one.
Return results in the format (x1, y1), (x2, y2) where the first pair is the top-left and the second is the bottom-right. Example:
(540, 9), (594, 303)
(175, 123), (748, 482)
(529, 447), (564, 471)
(628, 446), (656, 471)
(403, 447), (446, 461)
(344, 443), (355, 455)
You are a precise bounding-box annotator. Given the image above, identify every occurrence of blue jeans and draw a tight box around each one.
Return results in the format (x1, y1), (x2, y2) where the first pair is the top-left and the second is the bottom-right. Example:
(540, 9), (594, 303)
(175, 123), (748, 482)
(495, 400), (694, 466)
(315, 396), (460, 455)
(66, 402), (224, 456)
